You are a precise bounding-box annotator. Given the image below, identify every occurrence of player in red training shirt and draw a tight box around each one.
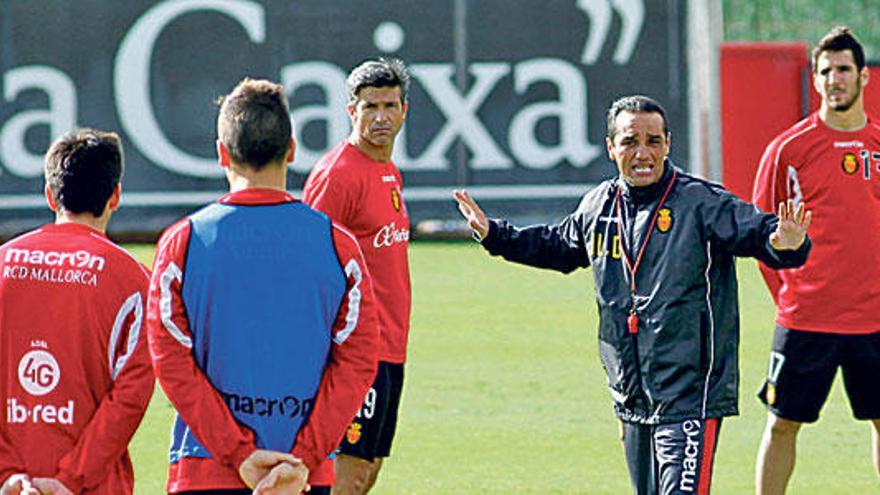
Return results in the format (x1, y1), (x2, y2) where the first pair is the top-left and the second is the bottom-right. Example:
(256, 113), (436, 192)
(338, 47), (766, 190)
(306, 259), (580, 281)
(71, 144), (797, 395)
(752, 27), (880, 494)
(303, 58), (411, 495)
(0, 130), (153, 495)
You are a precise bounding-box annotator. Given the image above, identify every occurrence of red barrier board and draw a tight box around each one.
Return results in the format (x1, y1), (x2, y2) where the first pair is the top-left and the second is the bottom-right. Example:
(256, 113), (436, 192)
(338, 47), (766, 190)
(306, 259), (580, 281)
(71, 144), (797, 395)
(720, 42), (809, 200)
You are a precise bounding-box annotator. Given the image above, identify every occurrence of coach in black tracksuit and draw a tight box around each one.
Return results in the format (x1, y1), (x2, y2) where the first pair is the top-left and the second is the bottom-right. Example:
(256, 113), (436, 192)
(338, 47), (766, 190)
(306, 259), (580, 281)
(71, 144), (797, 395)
(454, 96), (812, 495)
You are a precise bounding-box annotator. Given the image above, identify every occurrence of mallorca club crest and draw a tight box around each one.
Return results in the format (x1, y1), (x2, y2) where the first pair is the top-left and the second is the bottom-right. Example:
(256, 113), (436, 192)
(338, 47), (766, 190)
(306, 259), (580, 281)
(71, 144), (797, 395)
(657, 208), (673, 233)
(766, 383), (777, 405)
(841, 152), (859, 175)
(346, 422), (362, 444)
(391, 188), (401, 211)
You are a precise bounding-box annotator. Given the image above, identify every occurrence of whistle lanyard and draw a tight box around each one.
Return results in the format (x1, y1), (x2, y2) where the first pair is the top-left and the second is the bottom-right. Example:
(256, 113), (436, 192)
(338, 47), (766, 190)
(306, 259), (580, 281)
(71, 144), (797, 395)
(614, 170), (677, 334)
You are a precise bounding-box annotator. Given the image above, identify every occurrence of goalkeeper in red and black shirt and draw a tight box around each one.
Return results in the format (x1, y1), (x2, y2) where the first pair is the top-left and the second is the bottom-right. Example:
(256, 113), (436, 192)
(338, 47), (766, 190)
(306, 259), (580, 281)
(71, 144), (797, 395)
(0, 130), (153, 494)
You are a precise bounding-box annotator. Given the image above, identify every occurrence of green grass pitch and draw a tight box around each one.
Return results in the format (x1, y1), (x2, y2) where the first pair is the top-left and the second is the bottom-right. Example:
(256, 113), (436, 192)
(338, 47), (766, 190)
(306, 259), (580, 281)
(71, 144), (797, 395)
(124, 242), (877, 494)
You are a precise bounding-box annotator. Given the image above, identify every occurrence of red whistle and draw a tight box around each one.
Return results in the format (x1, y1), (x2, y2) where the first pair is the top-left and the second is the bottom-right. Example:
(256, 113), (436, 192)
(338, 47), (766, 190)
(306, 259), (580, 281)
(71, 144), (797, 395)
(627, 313), (639, 334)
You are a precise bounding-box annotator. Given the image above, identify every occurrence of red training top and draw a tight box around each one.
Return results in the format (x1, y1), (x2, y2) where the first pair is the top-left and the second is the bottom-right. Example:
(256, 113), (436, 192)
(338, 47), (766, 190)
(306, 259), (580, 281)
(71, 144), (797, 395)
(752, 112), (880, 333)
(304, 141), (412, 363)
(0, 223), (154, 493)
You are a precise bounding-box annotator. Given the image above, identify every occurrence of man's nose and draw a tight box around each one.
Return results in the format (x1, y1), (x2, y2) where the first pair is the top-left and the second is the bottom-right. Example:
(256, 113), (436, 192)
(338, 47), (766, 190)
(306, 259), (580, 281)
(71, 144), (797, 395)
(828, 69), (844, 84)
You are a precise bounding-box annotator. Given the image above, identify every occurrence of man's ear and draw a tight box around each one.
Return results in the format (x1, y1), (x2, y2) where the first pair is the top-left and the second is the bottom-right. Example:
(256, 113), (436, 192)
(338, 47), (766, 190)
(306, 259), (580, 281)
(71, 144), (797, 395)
(217, 140), (232, 168)
(861, 66), (870, 88)
(44, 184), (59, 212)
(286, 137), (296, 164)
(107, 183), (122, 212)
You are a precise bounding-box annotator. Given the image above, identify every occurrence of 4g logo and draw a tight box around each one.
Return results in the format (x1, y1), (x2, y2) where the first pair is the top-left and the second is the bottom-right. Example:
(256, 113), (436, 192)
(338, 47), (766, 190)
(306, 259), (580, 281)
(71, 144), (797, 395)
(17, 349), (61, 396)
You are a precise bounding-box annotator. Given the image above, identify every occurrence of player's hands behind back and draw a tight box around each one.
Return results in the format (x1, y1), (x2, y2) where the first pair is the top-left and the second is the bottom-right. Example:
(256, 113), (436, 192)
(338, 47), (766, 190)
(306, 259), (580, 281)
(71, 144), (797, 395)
(0, 474), (39, 495)
(253, 460), (309, 495)
(240, 450), (309, 494)
(30, 479), (72, 495)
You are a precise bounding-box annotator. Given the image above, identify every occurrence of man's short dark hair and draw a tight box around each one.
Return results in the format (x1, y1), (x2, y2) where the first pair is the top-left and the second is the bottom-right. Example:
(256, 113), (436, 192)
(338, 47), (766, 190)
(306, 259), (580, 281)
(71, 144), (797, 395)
(217, 78), (292, 169)
(606, 95), (669, 140)
(44, 129), (123, 217)
(812, 26), (866, 73)
(346, 57), (410, 105)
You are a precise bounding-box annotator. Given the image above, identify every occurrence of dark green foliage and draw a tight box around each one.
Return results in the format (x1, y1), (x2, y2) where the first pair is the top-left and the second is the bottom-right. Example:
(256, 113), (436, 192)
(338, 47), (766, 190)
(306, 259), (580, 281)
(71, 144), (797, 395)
(724, 0), (880, 60)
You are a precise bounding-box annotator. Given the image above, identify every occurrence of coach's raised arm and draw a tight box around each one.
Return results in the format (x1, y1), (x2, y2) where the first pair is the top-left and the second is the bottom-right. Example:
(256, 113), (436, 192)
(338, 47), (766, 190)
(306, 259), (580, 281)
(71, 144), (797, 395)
(452, 94), (811, 494)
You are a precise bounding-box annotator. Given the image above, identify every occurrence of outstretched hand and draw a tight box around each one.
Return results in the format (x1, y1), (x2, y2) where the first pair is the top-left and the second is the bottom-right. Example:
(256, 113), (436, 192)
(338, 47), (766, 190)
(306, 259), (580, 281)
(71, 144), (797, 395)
(769, 199), (811, 250)
(453, 189), (489, 240)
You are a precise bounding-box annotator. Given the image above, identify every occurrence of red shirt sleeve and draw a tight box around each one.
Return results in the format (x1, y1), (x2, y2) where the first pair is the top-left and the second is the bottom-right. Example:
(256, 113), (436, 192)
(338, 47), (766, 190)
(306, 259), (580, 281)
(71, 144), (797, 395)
(291, 224), (379, 471)
(303, 166), (357, 228)
(752, 136), (788, 303)
(54, 266), (155, 492)
(0, 433), (26, 486)
(146, 219), (256, 472)
(0, 350), (25, 480)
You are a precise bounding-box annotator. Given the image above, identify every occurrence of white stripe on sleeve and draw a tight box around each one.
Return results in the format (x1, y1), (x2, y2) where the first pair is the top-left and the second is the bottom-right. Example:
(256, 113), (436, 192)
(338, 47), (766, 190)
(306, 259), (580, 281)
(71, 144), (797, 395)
(160, 261), (192, 349)
(108, 292), (144, 380)
(334, 259), (363, 345)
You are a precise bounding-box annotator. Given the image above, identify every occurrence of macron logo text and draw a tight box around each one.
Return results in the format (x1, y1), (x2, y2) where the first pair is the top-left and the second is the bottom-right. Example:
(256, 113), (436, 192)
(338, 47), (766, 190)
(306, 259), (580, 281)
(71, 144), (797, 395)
(5, 248), (105, 271)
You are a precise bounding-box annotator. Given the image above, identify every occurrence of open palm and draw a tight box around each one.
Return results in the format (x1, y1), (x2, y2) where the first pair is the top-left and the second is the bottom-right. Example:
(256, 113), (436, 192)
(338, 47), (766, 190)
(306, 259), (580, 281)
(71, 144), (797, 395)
(769, 199), (811, 250)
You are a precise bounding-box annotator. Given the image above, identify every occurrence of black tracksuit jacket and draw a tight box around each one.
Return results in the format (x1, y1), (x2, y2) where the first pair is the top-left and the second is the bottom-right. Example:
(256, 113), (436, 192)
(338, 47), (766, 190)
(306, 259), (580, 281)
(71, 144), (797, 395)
(481, 163), (810, 424)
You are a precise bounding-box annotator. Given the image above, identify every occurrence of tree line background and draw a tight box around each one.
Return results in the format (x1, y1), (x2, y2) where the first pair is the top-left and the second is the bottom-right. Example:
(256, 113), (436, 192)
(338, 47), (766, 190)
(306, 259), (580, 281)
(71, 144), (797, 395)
(723, 0), (880, 59)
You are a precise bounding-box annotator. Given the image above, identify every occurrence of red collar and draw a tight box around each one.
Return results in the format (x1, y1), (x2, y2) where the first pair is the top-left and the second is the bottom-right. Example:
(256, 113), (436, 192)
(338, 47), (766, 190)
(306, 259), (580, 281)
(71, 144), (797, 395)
(44, 222), (108, 238)
(218, 188), (298, 206)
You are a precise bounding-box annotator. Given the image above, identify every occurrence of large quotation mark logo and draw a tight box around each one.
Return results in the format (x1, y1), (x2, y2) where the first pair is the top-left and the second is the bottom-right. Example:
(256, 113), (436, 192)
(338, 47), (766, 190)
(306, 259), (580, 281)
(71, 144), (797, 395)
(18, 350), (60, 396)
(576, 0), (645, 65)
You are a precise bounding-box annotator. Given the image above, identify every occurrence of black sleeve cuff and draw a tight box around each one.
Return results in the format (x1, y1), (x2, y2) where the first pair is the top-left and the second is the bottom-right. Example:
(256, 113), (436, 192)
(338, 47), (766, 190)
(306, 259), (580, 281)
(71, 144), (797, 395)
(479, 219), (500, 250)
